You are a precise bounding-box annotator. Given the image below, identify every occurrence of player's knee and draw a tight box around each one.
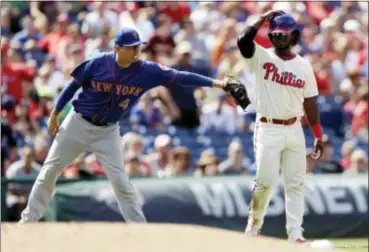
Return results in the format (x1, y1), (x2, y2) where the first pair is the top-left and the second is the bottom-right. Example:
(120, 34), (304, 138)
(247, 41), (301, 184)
(284, 180), (304, 196)
(35, 168), (58, 193)
(108, 171), (134, 194)
(256, 176), (278, 189)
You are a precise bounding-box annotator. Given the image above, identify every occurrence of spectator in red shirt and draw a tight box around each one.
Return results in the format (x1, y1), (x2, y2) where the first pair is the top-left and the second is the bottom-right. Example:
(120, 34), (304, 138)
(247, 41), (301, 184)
(37, 13), (69, 60)
(159, 2), (190, 24)
(1, 44), (36, 104)
(315, 70), (330, 96)
(351, 85), (368, 139)
(147, 15), (176, 59)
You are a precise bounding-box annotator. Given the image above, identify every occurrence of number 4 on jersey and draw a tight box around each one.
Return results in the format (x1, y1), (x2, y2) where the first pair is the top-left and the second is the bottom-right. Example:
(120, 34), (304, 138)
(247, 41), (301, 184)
(119, 98), (130, 110)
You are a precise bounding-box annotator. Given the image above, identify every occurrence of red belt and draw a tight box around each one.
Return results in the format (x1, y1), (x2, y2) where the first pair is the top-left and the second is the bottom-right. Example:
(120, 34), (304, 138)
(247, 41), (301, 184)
(260, 117), (297, 126)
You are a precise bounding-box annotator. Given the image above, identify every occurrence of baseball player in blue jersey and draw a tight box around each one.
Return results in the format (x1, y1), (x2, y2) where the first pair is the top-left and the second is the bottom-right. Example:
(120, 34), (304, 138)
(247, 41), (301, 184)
(18, 27), (238, 223)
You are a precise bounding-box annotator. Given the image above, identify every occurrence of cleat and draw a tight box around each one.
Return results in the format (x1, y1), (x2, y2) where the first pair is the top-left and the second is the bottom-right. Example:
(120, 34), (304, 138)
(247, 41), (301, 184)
(245, 227), (260, 236)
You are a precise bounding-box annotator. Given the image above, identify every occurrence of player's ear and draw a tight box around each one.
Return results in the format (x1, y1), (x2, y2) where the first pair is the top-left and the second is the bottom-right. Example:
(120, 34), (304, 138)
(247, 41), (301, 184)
(113, 45), (120, 52)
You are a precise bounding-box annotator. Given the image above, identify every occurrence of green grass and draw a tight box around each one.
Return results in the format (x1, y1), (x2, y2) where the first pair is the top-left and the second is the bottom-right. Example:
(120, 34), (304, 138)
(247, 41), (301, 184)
(330, 238), (368, 252)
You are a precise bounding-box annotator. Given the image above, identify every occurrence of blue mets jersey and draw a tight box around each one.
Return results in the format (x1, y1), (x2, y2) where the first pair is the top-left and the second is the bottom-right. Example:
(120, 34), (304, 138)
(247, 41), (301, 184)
(70, 52), (213, 125)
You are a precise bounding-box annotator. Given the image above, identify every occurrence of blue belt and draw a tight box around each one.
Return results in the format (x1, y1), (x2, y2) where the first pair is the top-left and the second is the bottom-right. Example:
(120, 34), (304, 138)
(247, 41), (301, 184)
(78, 113), (110, 127)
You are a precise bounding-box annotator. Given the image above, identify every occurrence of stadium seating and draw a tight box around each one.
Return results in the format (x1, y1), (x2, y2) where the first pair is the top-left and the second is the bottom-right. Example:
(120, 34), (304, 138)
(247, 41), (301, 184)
(119, 106), (351, 165)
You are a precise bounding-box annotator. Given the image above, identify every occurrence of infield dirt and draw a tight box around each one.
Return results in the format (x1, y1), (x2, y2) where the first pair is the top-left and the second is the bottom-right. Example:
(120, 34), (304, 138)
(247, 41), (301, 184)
(2, 223), (337, 252)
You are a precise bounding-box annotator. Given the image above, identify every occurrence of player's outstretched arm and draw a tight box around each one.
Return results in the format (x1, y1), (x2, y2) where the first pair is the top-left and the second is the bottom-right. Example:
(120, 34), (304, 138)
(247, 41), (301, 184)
(303, 96), (324, 160)
(172, 71), (250, 110)
(164, 69), (227, 89)
(48, 79), (80, 135)
(153, 62), (226, 89)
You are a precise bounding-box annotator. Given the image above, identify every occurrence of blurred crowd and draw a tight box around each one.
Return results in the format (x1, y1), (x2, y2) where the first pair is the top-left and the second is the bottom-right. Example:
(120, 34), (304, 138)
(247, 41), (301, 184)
(1, 1), (368, 219)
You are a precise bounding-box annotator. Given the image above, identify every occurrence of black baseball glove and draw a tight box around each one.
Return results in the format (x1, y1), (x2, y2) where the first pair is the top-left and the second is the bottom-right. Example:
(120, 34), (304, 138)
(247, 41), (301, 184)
(223, 75), (250, 110)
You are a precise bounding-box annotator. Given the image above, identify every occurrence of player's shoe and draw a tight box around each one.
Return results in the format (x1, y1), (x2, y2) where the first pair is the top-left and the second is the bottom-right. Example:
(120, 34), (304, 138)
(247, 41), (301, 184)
(288, 228), (309, 245)
(293, 238), (308, 244)
(288, 236), (310, 246)
(244, 227), (260, 237)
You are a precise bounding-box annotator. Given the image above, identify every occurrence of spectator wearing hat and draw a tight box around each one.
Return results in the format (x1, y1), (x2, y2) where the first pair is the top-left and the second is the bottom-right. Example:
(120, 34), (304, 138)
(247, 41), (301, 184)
(144, 134), (172, 177)
(344, 149), (368, 175)
(163, 146), (192, 177)
(194, 150), (220, 176)
(219, 140), (251, 175)
(313, 135), (343, 174)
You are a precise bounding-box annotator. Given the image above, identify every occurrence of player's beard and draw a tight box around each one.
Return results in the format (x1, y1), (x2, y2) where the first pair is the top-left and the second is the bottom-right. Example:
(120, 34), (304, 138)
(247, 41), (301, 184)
(273, 42), (290, 50)
(270, 35), (291, 50)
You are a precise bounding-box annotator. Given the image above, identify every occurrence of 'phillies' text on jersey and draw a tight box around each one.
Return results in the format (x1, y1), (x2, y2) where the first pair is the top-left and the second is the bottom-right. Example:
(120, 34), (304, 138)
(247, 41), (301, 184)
(263, 62), (305, 89)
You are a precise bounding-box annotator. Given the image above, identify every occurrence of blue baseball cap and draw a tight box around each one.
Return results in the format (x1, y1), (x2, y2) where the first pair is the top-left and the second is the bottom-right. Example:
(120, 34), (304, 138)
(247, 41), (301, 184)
(269, 14), (296, 34)
(114, 27), (147, 47)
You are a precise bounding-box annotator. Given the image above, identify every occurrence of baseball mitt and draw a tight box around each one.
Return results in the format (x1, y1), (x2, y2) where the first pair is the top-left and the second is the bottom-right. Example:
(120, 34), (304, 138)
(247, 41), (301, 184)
(224, 75), (250, 110)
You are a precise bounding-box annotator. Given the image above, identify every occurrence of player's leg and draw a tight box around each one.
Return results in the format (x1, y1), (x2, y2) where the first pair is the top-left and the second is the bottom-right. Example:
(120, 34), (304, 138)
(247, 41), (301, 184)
(245, 123), (284, 234)
(19, 112), (87, 222)
(93, 126), (146, 222)
(280, 125), (307, 242)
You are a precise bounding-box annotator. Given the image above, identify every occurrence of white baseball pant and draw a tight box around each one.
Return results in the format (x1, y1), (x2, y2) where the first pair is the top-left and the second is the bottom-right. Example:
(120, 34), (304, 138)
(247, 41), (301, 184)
(246, 115), (306, 236)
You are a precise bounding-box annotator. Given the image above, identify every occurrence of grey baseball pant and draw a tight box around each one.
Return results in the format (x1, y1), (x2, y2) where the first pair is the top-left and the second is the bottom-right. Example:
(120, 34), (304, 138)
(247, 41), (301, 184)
(20, 110), (146, 223)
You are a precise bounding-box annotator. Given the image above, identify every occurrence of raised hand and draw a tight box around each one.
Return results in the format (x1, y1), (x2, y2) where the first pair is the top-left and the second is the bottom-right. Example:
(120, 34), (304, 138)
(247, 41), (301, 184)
(260, 10), (286, 22)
